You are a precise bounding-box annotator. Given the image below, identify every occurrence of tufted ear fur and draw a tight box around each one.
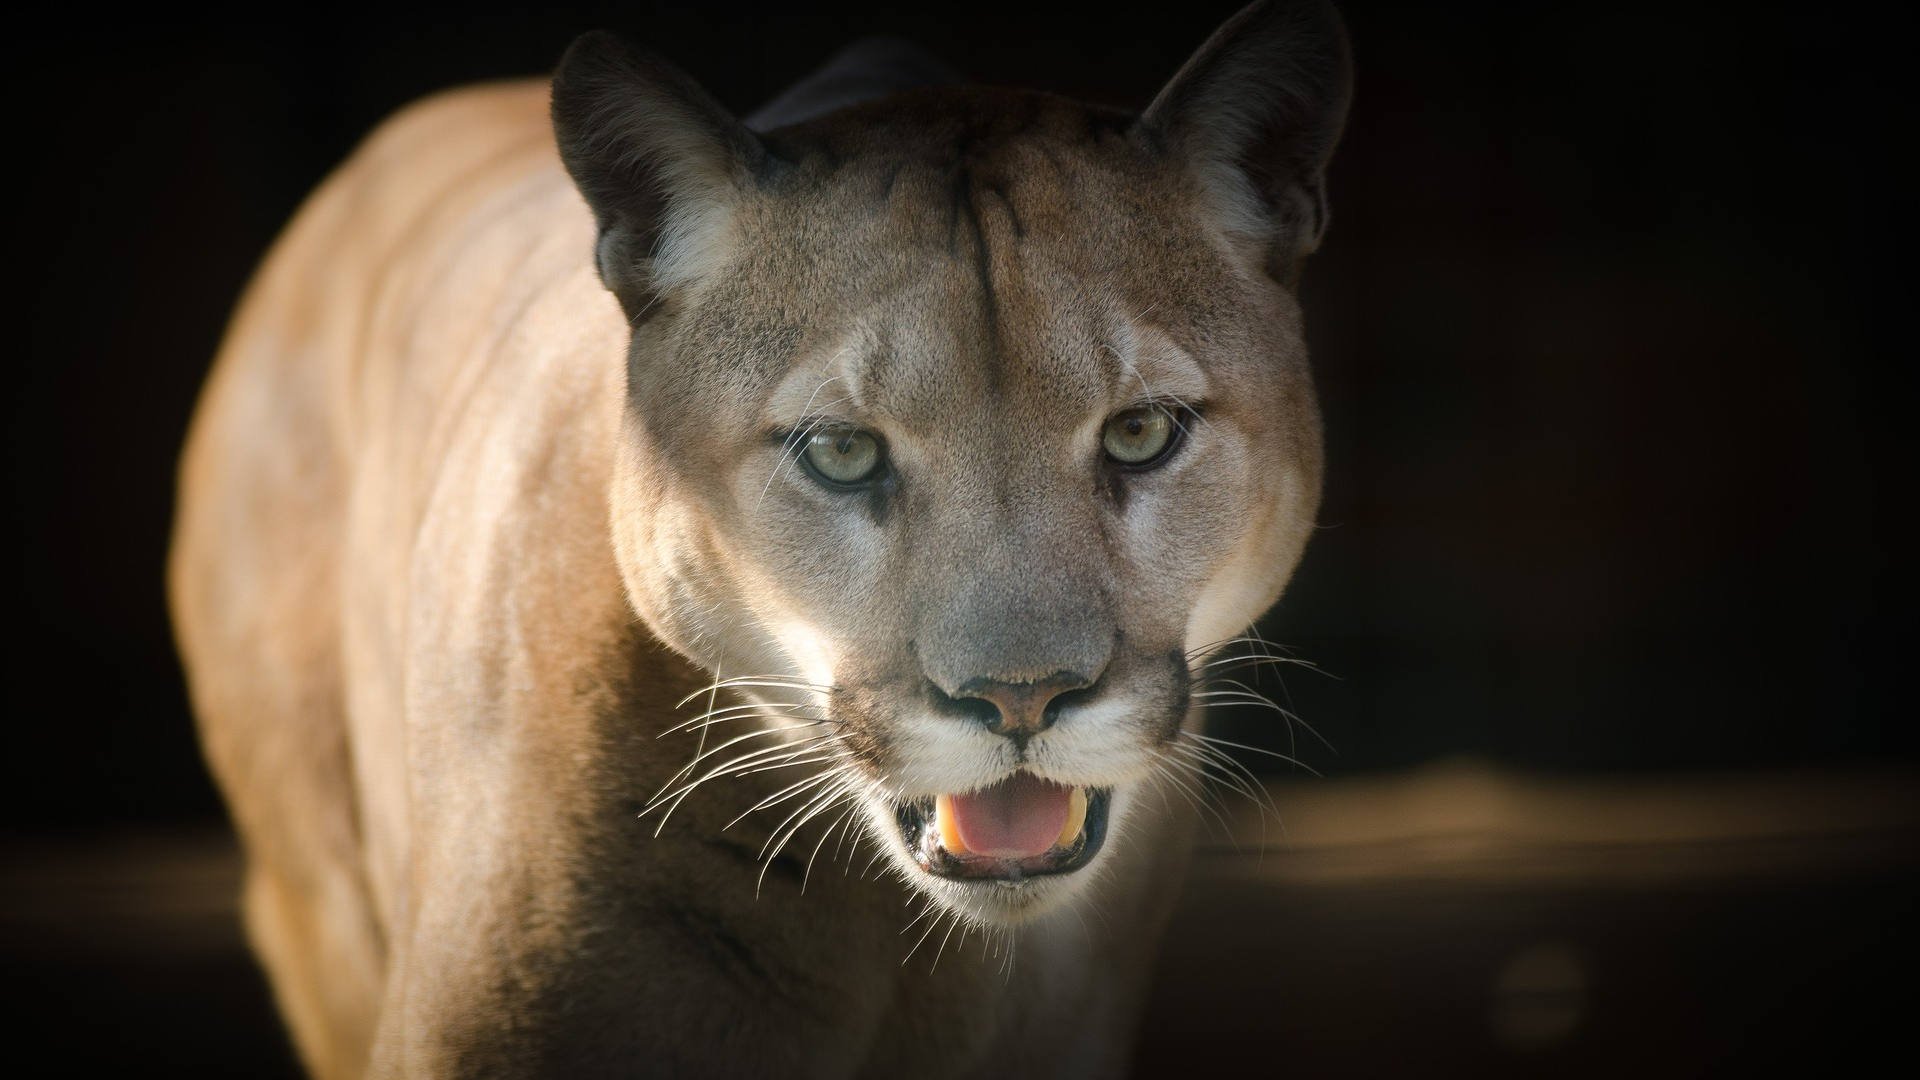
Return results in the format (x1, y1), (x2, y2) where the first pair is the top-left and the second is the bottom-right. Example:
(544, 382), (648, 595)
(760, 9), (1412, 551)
(1140, 0), (1353, 285)
(551, 31), (766, 320)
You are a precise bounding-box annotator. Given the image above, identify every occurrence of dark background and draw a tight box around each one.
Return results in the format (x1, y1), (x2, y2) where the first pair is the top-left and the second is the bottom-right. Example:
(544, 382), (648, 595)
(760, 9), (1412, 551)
(8, 0), (1901, 829)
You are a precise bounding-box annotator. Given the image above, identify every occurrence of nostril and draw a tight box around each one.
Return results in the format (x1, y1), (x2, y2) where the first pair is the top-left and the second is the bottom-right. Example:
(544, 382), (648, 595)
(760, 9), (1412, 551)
(1043, 684), (1098, 726)
(928, 681), (1002, 729)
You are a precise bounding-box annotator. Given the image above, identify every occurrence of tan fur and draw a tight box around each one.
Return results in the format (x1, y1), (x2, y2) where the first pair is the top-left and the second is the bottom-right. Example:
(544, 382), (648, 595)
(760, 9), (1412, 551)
(171, 5), (1347, 1075)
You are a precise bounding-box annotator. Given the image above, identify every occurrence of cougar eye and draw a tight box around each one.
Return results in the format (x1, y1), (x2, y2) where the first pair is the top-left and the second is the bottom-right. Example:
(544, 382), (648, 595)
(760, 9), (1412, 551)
(801, 425), (884, 486)
(1101, 406), (1179, 467)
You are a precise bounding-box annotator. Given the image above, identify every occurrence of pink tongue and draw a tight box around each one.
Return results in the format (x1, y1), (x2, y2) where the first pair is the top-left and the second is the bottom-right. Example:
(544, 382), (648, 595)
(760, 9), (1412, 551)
(949, 774), (1072, 859)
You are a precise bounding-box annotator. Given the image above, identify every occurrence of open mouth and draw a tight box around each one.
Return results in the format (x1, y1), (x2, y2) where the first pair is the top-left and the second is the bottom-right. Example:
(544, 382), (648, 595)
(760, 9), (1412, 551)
(894, 773), (1112, 881)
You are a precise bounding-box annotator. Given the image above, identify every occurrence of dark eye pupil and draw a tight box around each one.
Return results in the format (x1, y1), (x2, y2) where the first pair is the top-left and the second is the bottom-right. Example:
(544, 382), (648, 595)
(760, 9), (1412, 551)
(1125, 418), (1144, 437)
(834, 435), (854, 455)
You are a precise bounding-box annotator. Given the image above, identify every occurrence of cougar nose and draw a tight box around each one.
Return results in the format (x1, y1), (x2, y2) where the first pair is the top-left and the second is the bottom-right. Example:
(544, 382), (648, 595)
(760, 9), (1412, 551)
(953, 671), (1094, 741)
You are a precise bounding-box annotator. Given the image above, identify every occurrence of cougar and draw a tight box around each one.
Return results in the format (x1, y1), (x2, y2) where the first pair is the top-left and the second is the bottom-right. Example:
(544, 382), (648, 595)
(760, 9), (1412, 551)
(168, 1), (1351, 1074)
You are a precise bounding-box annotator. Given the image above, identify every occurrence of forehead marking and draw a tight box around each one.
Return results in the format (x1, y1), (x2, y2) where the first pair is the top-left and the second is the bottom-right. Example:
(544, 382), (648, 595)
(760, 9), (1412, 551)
(951, 165), (1007, 398)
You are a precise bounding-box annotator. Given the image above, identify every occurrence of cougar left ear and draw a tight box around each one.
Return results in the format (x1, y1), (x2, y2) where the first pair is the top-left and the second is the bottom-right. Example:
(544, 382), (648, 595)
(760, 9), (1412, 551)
(551, 31), (766, 321)
(1138, 0), (1353, 285)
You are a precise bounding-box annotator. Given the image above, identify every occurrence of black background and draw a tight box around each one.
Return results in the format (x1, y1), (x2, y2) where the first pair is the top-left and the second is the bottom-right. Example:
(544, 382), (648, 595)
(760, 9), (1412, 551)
(6, 0), (1902, 831)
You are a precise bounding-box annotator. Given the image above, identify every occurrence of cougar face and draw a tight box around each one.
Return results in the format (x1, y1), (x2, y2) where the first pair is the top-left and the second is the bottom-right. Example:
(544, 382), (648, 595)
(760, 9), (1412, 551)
(555, 1), (1349, 924)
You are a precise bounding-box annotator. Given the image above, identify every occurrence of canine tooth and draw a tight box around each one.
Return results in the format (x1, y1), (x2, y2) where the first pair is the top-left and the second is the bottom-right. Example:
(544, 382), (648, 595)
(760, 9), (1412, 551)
(935, 794), (968, 854)
(1056, 786), (1088, 849)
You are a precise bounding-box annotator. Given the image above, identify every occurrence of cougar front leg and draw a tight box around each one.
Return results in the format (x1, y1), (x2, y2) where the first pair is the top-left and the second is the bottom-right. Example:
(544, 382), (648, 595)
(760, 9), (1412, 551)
(242, 865), (383, 1079)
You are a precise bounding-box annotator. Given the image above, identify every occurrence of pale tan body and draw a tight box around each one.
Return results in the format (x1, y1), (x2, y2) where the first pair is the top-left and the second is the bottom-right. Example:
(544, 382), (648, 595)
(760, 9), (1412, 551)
(170, 83), (1191, 1078)
(175, 3), (1351, 1072)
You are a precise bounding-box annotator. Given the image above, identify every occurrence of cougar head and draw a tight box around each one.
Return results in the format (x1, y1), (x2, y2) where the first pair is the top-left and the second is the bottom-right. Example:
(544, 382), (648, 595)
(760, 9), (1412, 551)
(552, 0), (1350, 924)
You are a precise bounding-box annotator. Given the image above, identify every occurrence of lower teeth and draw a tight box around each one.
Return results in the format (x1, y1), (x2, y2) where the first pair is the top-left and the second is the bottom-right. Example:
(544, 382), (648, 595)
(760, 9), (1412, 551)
(1056, 786), (1089, 848)
(934, 793), (967, 854)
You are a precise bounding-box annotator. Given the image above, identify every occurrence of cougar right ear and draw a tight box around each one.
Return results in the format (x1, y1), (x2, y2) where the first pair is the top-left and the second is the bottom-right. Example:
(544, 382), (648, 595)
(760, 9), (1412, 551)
(1138, 0), (1352, 286)
(551, 31), (765, 321)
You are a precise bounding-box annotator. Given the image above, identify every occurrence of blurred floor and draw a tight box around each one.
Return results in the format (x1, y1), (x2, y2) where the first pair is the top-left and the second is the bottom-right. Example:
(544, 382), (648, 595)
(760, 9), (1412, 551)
(1141, 761), (1919, 1076)
(5, 760), (1915, 1077)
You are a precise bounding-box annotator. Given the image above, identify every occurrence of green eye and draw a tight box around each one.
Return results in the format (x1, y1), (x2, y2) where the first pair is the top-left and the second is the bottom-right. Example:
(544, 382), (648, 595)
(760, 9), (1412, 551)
(1101, 406), (1177, 466)
(802, 426), (883, 486)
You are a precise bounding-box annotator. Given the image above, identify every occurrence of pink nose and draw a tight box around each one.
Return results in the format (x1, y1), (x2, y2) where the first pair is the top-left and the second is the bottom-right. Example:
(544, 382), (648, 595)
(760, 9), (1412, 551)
(955, 672), (1092, 739)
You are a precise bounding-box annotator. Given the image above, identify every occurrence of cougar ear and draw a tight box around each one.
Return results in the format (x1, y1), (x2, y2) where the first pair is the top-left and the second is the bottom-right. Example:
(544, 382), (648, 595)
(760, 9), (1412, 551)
(551, 31), (765, 320)
(1139, 0), (1352, 285)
